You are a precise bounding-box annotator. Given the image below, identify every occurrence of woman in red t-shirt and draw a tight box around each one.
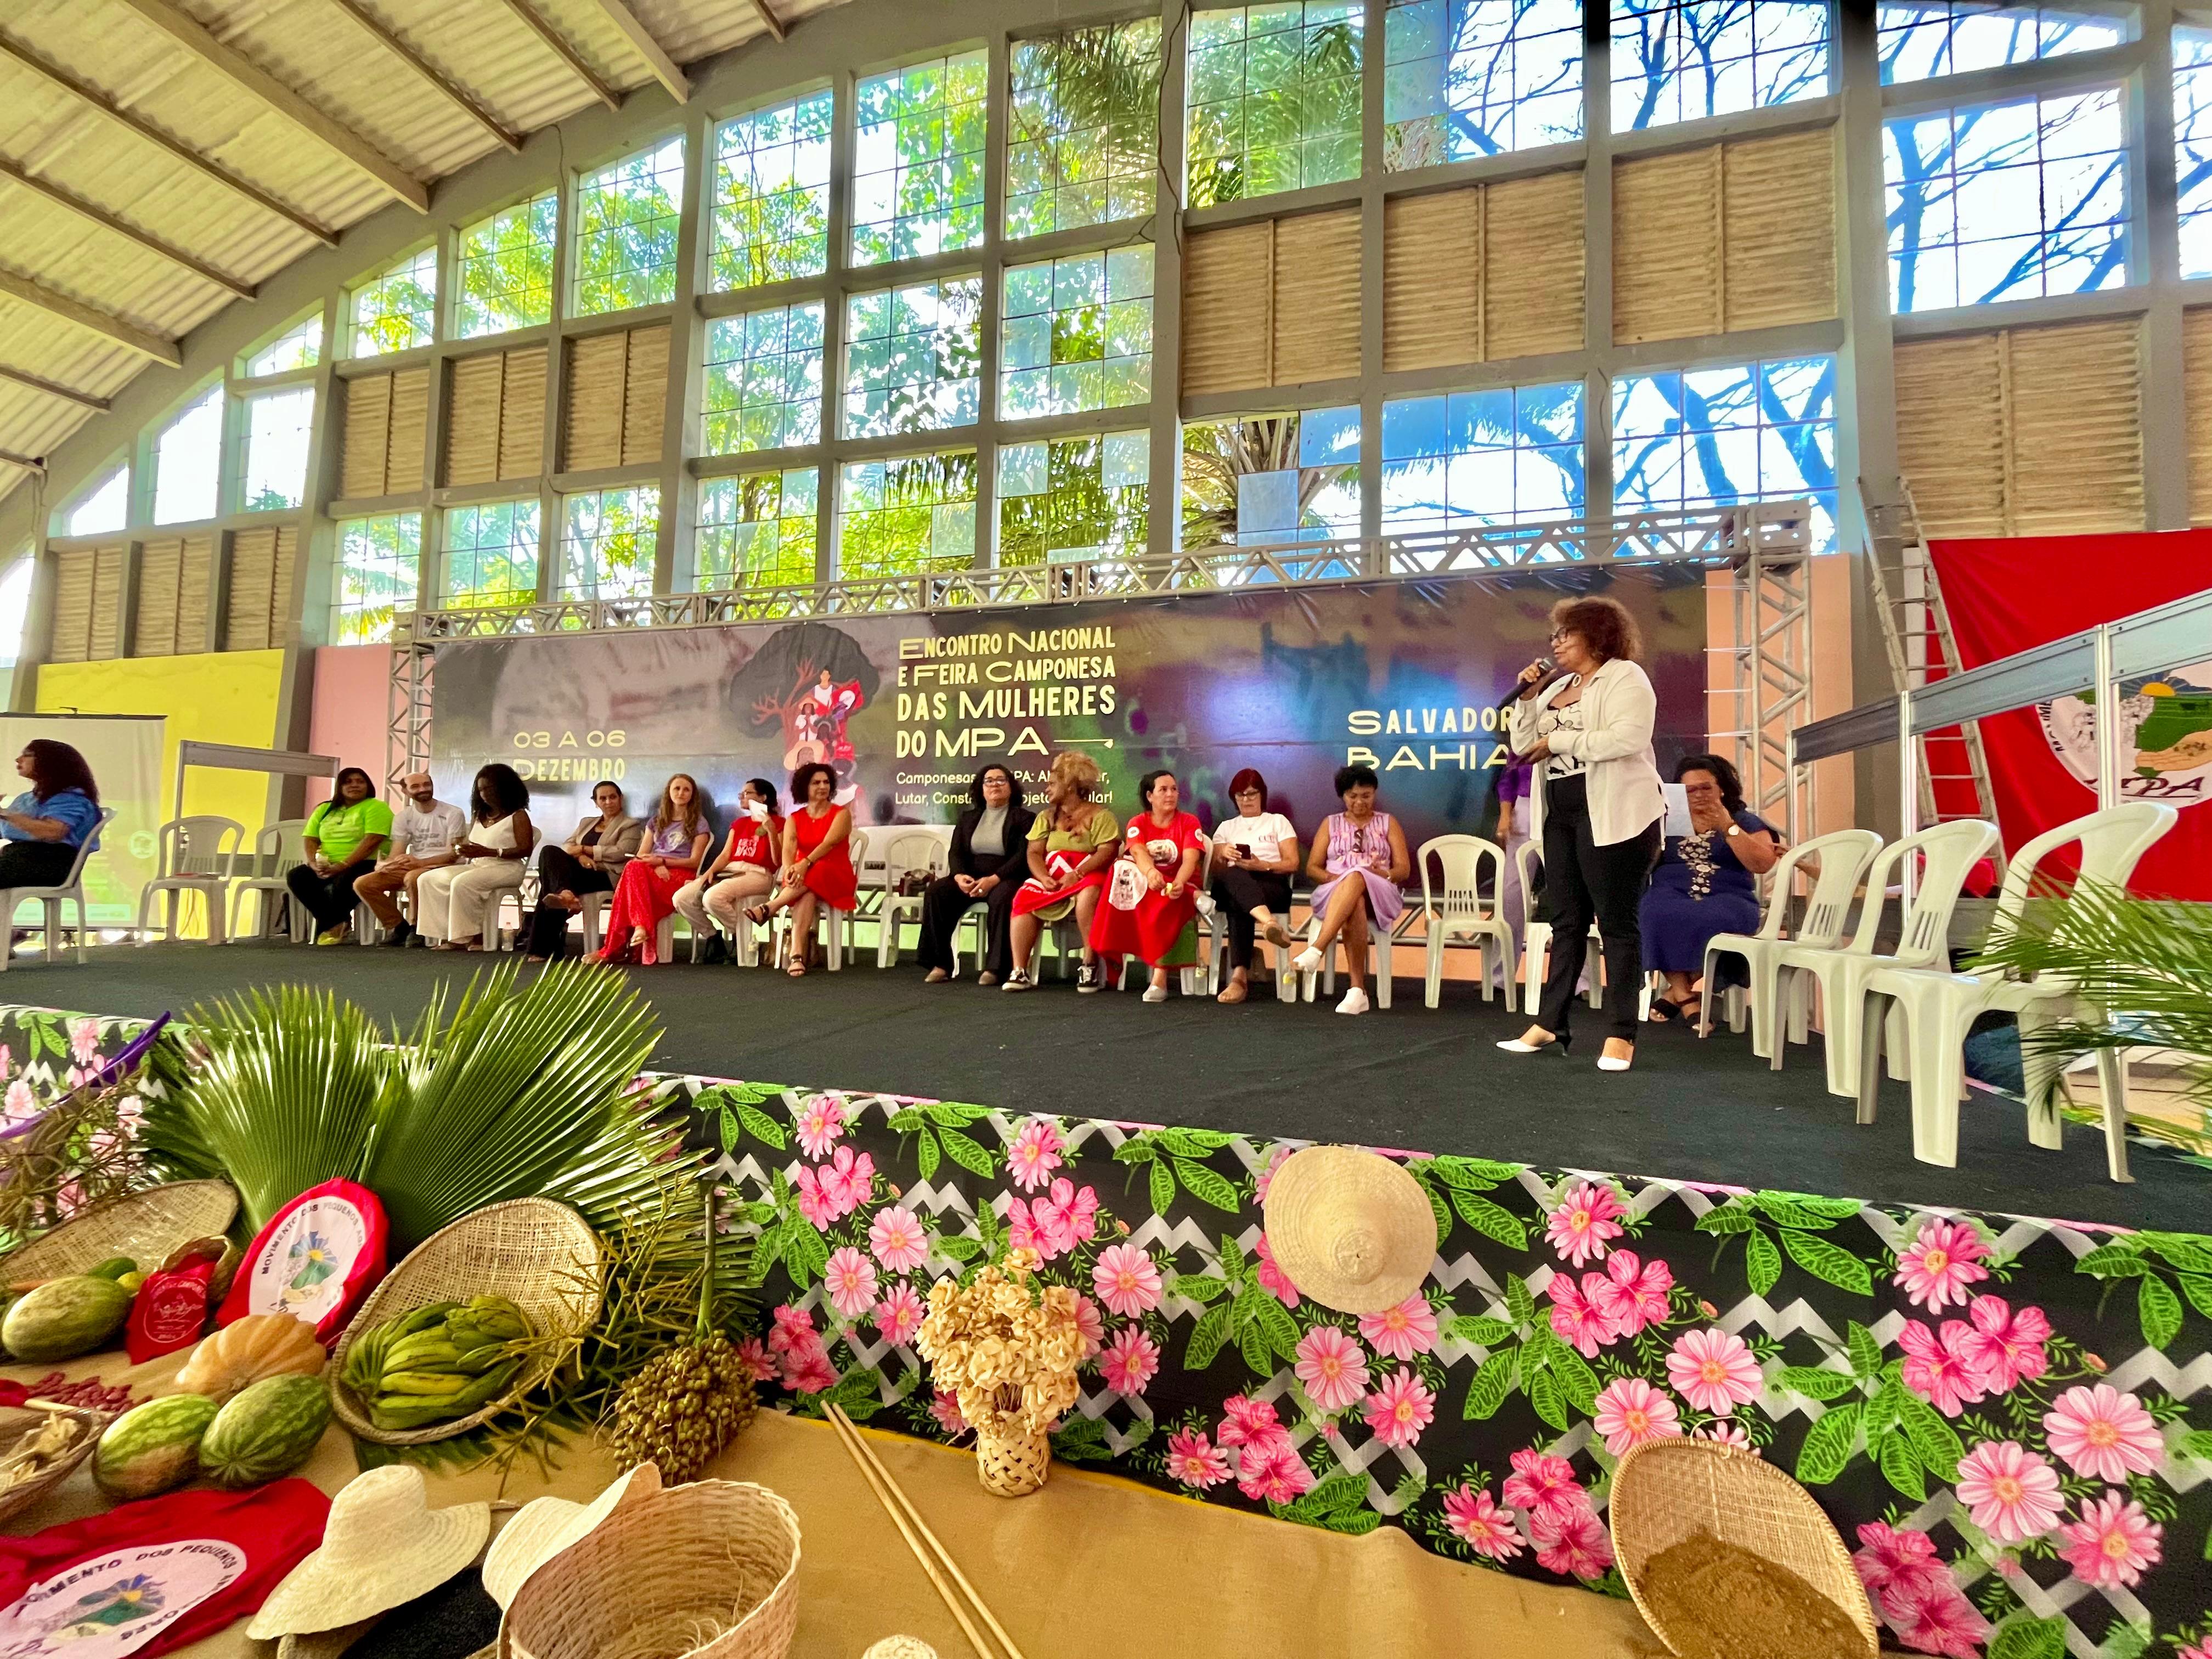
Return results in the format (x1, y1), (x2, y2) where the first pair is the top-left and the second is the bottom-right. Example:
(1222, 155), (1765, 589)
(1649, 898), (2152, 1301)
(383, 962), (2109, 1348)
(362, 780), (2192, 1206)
(673, 777), (784, 963)
(1088, 769), (1205, 1001)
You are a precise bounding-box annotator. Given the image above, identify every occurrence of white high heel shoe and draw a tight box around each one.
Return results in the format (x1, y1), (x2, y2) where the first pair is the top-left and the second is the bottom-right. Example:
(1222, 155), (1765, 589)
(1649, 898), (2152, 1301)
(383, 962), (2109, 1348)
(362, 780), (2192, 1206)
(1495, 1034), (1567, 1056)
(1595, 1044), (1635, 1073)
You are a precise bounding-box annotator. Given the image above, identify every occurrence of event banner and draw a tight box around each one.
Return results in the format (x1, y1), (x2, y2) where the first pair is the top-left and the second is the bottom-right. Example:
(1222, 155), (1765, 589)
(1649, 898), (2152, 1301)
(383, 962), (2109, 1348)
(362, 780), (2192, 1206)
(427, 568), (1712, 847)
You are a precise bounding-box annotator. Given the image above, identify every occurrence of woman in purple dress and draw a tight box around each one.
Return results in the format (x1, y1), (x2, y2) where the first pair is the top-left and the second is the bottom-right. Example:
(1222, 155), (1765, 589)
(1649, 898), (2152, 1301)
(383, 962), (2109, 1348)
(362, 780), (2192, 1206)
(1290, 764), (1410, 1017)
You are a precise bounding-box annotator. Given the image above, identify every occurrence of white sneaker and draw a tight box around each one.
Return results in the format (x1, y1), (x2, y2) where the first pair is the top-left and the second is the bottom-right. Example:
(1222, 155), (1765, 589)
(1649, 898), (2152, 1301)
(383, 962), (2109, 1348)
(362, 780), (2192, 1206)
(1335, 986), (1370, 1015)
(1291, 946), (1323, 973)
(1142, 984), (1168, 1003)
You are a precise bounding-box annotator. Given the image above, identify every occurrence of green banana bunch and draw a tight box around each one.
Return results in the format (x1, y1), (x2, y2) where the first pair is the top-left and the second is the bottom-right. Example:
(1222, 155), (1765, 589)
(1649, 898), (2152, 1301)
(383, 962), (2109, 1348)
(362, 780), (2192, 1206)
(343, 1295), (534, 1430)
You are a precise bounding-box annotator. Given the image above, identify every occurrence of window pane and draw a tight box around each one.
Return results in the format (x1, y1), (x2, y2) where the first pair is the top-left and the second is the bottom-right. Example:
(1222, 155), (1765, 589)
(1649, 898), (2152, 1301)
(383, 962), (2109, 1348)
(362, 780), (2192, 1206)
(701, 301), (825, 456)
(1385, 0), (1582, 168)
(711, 90), (834, 290)
(352, 247), (438, 356)
(456, 191), (557, 338)
(998, 432), (1149, 564)
(0, 560), (33, 672)
(246, 314), (323, 377)
(842, 276), (983, 438)
(1611, 0), (1830, 132)
(153, 388), (223, 525)
(1611, 357), (1836, 549)
(241, 387), (315, 513)
(66, 470), (128, 538)
(1380, 383), (1587, 537)
(444, 500), (541, 607)
(998, 246), (1153, 420)
(853, 51), (989, 266)
(1006, 19), (1161, 238)
(698, 469), (820, 589)
(559, 486), (661, 600)
(334, 514), (421, 645)
(1182, 408), (1363, 546)
(838, 451), (978, 577)
(2179, 27), (2212, 276)
(574, 138), (687, 317)
(1188, 3), (1366, 207)
(1880, 2), (2132, 83)
(1884, 86), (2130, 310)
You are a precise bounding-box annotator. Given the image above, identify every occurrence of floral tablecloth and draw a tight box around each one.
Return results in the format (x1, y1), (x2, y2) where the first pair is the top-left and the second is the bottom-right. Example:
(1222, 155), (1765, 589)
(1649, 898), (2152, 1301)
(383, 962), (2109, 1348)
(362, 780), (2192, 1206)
(8, 1003), (2210, 1659)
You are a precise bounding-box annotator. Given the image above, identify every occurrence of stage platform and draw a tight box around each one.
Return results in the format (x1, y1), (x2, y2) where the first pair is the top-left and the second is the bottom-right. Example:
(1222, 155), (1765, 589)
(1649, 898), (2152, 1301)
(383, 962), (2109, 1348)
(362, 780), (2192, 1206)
(20, 940), (2206, 1231)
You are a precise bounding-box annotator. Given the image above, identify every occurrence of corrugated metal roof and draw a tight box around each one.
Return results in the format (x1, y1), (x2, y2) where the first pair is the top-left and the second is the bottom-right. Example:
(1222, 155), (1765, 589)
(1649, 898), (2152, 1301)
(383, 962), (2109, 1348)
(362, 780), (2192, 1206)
(0, 0), (847, 510)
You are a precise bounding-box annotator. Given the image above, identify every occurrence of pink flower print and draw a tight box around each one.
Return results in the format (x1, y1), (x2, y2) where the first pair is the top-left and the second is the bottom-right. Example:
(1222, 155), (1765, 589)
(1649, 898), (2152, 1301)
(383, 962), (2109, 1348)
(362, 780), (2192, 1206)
(1697, 1420), (1757, 1454)
(0, 1043), (10, 1076)
(1592, 1376), (1683, 1456)
(1091, 1242), (1164, 1319)
(1357, 1294), (1439, 1361)
(1005, 1197), (1049, 1259)
(792, 1165), (837, 1229)
(1443, 1486), (1525, 1561)
(768, 1303), (817, 1354)
(873, 1283), (926, 1347)
(1, 1080), (33, 1123)
(794, 1093), (847, 1159)
(1893, 1218), (1990, 1313)
(1039, 1179), (1099, 1254)
(1361, 1368), (1437, 1449)
(2043, 1384), (2165, 1484)
(1099, 1327), (1160, 1397)
(1592, 1250), (1673, 1338)
(1254, 1234), (1300, 1308)
(785, 1351), (839, 1395)
(1532, 1507), (1614, 1581)
(1954, 1441), (2062, 1545)
(1958, 1295), (2050, 1395)
(823, 1247), (879, 1320)
(1545, 1272), (1620, 1358)
(2057, 1492), (2162, 1588)
(927, 1391), (969, 1437)
(1503, 1450), (1590, 1531)
(2174, 1642), (2212, 1659)
(732, 1337), (778, 1383)
(1218, 1393), (1289, 1454)
(1852, 1522), (1950, 1606)
(1544, 1180), (1626, 1267)
(820, 1146), (875, 1217)
(1165, 1429), (1230, 1489)
(1007, 1118), (1065, 1192)
(1254, 1145), (1293, 1205)
(1665, 1328), (1764, 1416)
(1882, 1577), (1991, 1659)
(1293, 1326), (1370, 1414)
(1897, 1320), (1987, 1418)
(67, 1018), (99, 1066)
(1071, 1293), (1104, 1361)
(1236, 1439), (1316, 1505)
(867, 1205), (930, 1274)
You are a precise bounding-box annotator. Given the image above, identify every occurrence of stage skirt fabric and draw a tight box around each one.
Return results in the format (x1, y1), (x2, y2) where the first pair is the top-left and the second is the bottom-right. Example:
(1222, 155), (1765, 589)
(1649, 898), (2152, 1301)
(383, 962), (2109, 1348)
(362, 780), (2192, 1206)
(1010, 849), (1108, 924)
(596, 861), (690, 964)
(790, 805), (857, 912)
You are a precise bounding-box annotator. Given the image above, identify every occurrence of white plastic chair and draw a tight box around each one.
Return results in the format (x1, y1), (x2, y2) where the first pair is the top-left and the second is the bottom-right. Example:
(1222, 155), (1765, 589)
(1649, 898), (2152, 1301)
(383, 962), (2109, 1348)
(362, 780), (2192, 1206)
(136, 815), (244, 945)
(1694, 828), (1883, 1056)
(0, 808), (115, 970)
(230, 820), (312, 943)
(1297, 876), (1404, 1010)
(1417, 835), (1514, 1008)
(1513, 839), (1602, 1017)
(1857, 804), (2177, 1178)
(1772, 819), (1999, 1101)
(776, 828), (868, 972)
(875, 830), (951, 968)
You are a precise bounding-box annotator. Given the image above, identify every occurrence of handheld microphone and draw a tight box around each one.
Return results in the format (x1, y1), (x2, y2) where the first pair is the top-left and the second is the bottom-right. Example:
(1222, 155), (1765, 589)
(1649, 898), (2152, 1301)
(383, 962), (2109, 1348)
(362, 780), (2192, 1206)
(1496, 657), (1558, 710)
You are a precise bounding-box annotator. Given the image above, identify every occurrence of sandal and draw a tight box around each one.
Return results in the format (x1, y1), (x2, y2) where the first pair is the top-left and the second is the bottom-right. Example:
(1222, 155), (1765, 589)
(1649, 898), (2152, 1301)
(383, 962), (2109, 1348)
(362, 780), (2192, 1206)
(787, 960), (808, 978)
(744, 904), (772, 927)
(1217, 980), (1249, 1005)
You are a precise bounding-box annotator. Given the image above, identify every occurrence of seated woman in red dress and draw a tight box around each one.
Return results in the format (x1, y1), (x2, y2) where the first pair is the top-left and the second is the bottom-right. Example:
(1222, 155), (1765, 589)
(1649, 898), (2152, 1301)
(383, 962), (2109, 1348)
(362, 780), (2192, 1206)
(596, 774), (713, 965)
(1088, 769), (1206, 1002)
(747, 761), (856, 977)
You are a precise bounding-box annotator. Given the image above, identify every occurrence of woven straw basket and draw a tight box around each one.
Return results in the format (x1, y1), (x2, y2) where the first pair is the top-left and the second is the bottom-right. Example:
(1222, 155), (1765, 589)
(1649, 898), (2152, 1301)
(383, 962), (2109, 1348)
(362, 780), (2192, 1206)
(0, 1403), (108, 1528)
(974, 1422), (1051, 1498)
(1610, 1437), (1879, 1659)
(499, 1481), (801, 1659)
(330, 1198), (602, 1446)
(1, 1180), (237, 1284)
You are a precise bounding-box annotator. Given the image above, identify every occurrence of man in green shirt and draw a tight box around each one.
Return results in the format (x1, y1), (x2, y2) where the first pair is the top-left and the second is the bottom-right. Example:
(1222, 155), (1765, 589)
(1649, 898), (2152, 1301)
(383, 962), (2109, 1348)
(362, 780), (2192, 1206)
(285, 766), (393, 943)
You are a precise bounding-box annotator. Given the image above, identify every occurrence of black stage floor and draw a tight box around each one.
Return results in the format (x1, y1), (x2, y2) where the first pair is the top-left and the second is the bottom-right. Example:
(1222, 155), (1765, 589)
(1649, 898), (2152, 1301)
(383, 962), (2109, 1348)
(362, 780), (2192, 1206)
(13, 943), (2203, 1231)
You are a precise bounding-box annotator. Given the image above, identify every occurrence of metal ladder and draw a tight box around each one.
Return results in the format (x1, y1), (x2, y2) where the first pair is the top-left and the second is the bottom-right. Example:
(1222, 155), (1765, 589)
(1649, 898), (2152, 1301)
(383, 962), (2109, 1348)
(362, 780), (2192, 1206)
(1858, 477), (2000, 828)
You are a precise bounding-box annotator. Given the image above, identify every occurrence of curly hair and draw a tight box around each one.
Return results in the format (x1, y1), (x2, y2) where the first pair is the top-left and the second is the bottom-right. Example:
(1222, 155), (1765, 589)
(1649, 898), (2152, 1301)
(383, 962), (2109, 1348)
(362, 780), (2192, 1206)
(471, 763), (528, 822)
(19, 740), (97, 806)
(1047, 751), (1102, 799)
(968, 763), (1024, 810)
(1676, 753), (1747, 812)
(1334, 761), (1380, 796)
(1549, 595), (1641, 664)
(790, 760), (838, 802)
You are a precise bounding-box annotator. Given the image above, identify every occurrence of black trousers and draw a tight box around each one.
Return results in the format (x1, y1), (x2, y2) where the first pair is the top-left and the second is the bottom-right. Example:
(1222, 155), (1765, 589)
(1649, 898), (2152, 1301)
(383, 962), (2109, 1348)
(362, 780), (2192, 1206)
(527, 845), (613, 958)
(0, 840), (79, 891)
(1534, 776), (1661, 1043)
(285, 864), (368, 932)
(915, 874), (1018, 977)
(1209, 867), (1293, 972)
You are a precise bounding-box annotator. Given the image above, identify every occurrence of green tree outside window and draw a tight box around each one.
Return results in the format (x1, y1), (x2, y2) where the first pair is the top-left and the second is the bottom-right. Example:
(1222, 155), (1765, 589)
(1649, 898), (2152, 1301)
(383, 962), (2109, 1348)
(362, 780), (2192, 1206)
(998, 432), (1149, 565)
(444, 500), (541, 607)
(702, 302), (825, 456)
(335, 514), (422, 644)
(839, 451), (978, 577)
(698, 469), (820, 591)
(853, 52), (989, 264)
(1006, 19), (1161, 238)
(352, 249), (438, 356)
(456, 192), (558, 338)
(712, 91), (833, 290)
(1187, 3), (1364, 207)
(560, 487), (661, 600)
(574, 139), (687, 317)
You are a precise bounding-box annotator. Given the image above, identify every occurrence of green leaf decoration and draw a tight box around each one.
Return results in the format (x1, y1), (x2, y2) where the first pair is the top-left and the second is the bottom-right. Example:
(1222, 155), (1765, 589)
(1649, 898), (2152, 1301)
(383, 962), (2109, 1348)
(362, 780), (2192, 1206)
(1424, 1155), (1523, 1189)
(1752, 1192), (1841, 1231)
(1112, 1137), (1157, 1164)
(1695, 1205), (1757, 1235)
(1313, 1508), (1382, 1536)
(2137, 1233), (2212, 1274)
(885, 1107), (928, 1134)
(1898, 1393), (1963, 1482)
(1775, 1365), (1857, 1402)
(1238, 1314), (1274, 1374)
(1863, 1378), (1906, 1445)
(2138, 1274), (2184, 1348)
(915, 1127), (941, 1182)
(2175, 1427), (2212, 1464)
(2101, 1621), (2153, 1659)
(1451, 1190), (1529, 1250)
(1301, 1473), (1370, 1515)
(1186, 1304), (1234, 1370)
(1549, 1345), (1600, 1415)
(1148, 1159), (1175, 1217)
(936, 1127), (997, 1179)
(1463, 1351), (1517, 1420)
(921, 1102), (992, 1127)
(1050, 1417), (1114, 1462)
(1218, 1234), (1251, 1285)
(733, 1101), (786, 1150)
(933, 1234), (982, 1263)
(1175, 1159), (1242, 1214)
(1846, 1322), (1883, 1380)
(1779, 1229), (1874, 1295)
(783, 1222), (829, 1289)
(1170, 1274), (1229, 1305)
(1250, 1292), (1302, 1363)
(1443, 1314), (1515, 1347)
(1795, 1403), (1861, 1485)
(1421, 1181), (1451, 1249)
(1526, 1366), (1568, 1432)
(2177, 1273), (2212, 1321)
(1878, 1432), (1925, 1500)
(2073, 1243), (2149, 1278)
(716, 1109), (741, 1155)
(1156, 1127), (1236, 1156)
(975, 1198), (1006, 1255)
(1505, 1274), (1536, 1327)
(1746, 1229), (1782, 1297)
(1987, 1614), (2067, 1659)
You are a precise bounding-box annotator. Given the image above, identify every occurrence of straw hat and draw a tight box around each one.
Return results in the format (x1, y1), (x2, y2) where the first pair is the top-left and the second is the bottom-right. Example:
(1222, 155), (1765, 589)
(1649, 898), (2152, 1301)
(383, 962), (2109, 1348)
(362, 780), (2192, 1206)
(861, 1641), (939, 1658)
(481, 1463), (662, 1609)
(248, 1464), (492, 1639)
(1261, 1146), (1436, 1314)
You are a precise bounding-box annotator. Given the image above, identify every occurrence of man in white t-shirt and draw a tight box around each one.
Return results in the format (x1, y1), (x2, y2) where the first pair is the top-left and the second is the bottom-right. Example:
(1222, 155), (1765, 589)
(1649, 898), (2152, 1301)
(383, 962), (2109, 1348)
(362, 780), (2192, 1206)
(354, 772), (469, 946)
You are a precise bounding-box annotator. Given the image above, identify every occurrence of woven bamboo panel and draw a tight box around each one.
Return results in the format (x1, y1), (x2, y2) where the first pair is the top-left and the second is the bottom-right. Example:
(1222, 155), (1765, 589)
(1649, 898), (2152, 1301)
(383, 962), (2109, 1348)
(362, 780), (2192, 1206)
(2007, 316), (2142, 534)
(2186, 308), (2212, 524)
(563, 331), (630, 472)
(623, 325), (670, 464)
(1614, 146), (1722, 344)
(443, 353), (505, 488)
(386, 368), (430, 494)
(500, 346), (548, 481)
(177, 533), (212, 653)
(1485, 170), (1584, 359)
(1722, 128), (1836, 331)
(341, 373), (392, 499)
(1895, 333), (2008, 538)
(1383, 188), (1481, 372)
(87, 544), (123, 662)
(134, 537), (182, 656)
(1182, 220), (1274, 396)
(1271, 207), (1362, 386)
(225, 528), (277, 652)
(49, 552), (91, 664)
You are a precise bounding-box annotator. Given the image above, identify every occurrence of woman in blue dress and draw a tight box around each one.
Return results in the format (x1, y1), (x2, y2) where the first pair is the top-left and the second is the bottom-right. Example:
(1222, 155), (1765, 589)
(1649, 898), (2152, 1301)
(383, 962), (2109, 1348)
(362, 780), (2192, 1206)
(1640, 754), (1781, 1025)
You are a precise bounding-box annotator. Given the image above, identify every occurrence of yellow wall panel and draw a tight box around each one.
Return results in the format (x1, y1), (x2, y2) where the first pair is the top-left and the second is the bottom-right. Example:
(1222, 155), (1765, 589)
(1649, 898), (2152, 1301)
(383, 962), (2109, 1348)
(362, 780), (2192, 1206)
(37, 650), (286, 831)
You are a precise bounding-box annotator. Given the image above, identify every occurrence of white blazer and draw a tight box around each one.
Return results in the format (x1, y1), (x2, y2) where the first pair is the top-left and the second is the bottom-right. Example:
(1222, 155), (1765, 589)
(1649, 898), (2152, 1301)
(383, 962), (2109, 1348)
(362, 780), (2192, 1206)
(1508, 657), (1666, 848)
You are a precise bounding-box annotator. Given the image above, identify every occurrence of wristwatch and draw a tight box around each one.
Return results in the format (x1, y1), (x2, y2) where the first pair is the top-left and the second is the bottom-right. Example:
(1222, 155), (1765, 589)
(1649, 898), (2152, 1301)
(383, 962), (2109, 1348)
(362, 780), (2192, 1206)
(1724, 824), (1742, 839)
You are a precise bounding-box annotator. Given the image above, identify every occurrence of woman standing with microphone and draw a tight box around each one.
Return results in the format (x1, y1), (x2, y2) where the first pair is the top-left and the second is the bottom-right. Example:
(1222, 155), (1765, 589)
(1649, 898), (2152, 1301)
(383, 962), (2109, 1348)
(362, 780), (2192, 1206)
(1498, 595), (1665, 1072)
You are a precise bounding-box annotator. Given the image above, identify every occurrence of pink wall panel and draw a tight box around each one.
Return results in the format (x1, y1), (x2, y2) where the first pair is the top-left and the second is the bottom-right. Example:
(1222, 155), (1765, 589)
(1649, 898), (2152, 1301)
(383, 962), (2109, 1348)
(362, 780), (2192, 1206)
(305, 645), (390, 808)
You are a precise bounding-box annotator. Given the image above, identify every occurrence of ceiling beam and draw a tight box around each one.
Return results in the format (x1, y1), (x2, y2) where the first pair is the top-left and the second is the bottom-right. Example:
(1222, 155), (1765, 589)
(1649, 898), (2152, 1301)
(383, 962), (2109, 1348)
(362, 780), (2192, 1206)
(573, 0), (688, 103)
(490, 0), (623, 111)
(0, 155), (255, 302)
(325, 0), (523, 153)
(0, 449), (47, 476)
(0, 268), (182, 366)
(110, 0), (431, 212)
(0, 30), (336, 248)
(0, 364), (109, 414)
(747, 0), (788, 44)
